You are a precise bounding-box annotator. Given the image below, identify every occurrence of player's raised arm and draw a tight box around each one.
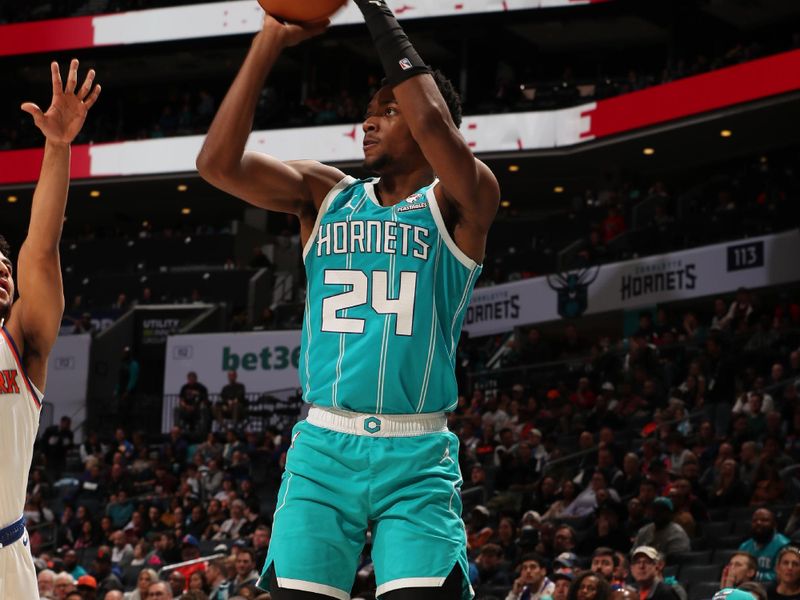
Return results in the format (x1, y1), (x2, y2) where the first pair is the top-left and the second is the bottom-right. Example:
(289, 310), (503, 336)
(353, 0), (500, 241)
(11, 59), (100, 389)
(196, 14), (344, 219)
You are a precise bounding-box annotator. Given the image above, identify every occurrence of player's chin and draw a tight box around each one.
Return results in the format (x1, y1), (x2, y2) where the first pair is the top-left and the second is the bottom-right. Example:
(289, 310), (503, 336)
(362, 153), (390, 173)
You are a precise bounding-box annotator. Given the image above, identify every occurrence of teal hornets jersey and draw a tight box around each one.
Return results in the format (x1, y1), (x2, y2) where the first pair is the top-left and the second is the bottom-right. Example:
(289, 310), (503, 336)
(299, 176), (482, 415)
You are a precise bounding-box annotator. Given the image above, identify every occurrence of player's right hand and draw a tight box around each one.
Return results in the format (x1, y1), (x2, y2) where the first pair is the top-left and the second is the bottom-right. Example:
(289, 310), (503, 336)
(262, 12), (330, 48)
(21, 59), (100, 145)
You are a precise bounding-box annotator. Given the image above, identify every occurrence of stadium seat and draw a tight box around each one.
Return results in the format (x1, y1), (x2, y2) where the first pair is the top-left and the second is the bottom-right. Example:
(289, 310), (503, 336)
(667, 550), (712, 565)
(716, 534), (745, 549)
(732, 519), (753, 536)
(681, 564), (722, 584)
(708, 508), (729, 522)
(701, 521), (732, 539)
(691, 537), (709, 551)
(728, 507), (755, 523)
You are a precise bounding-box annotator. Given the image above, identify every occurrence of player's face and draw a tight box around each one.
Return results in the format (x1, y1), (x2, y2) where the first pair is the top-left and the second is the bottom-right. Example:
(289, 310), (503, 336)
(0, 250), (14, 320)
(362, 86), (423, 174)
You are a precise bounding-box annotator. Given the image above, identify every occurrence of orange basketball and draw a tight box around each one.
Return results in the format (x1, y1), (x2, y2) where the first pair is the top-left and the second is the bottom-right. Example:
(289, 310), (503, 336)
(257, 0), (348, 22)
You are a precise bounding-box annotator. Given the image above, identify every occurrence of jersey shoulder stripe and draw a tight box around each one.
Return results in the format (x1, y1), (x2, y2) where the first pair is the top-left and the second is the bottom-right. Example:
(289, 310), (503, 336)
(302, 175), (358, 261)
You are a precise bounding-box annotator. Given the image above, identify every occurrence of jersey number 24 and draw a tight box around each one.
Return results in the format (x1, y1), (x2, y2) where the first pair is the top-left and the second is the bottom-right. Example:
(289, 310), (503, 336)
(321, 269), (417, 336)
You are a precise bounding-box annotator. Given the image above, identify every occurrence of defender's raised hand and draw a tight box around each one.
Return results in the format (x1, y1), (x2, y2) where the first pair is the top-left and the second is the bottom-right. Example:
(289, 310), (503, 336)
(21, 59), (101, 145)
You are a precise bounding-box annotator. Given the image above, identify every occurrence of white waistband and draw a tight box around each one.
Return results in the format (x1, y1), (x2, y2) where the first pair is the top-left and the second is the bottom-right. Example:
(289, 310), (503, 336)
(306, 406), (447, 437)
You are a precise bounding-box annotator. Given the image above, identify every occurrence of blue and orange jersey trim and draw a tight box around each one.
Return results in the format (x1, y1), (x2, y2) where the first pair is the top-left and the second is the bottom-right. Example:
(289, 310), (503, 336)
(0, 325), (43, 409)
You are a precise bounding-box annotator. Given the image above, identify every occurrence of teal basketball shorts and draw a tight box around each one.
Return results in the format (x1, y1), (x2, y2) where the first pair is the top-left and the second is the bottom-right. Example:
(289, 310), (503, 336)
(257, 406), (474, 600)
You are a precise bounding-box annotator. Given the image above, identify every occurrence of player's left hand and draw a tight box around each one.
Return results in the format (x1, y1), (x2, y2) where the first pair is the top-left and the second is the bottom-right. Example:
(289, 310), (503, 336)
(21, 59), (101, 145)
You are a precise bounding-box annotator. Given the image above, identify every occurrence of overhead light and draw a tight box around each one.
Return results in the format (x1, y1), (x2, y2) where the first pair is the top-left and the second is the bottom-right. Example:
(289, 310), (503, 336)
(508, 165), (520, 172)
(720, 129), (732, 138)
(7, 195), (18, 204)
(89, 190), (101, 198)
(177, 184), (188, 192)
(500, 200), (511, 208)
(181, 207), (191, 215)
(643, 148), (655, 156)
(553, 186), (565, 194)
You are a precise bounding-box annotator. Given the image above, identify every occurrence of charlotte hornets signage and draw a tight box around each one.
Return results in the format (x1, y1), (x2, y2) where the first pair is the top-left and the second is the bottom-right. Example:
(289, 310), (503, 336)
(464, 229), (800, 337)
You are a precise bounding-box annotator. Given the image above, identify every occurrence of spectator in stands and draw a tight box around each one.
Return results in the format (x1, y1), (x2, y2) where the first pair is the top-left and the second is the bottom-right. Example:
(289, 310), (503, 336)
(213, 499), (247, 541)
(667, 477), (707, 536)
(726, 288), (756, 334)
(230, 547), (259, 595)
(552, 525), (578, 559)
(632, 497), (690, 556)
(590, 547), (618, 582)
(175, 535), (205, 583)
(492, 517), (522, 564)
(167, 571), (186, 597)
(708, 458), (749, 508)
(188, 570), (208, 595)
(740, 508), (790, 582)
(769, 546), (800, 600)
(579, 503), (631, 554)
(568, 571), (612, 600)
(176, 371), (209, 433)
(750, 461), (786, 506)
(505, 553), (553, 600)
(549, 570), (575, 600)
(94, 548), (124, 597)
(630, 547), (679, 600)
(126, 568), (158, 600)
(543, 481), (578, 520)
(252, 524), (270, 572)
(63, 549), (87, 580)
(39, 568), (56, 598)
(146, 581), (173, 599)
(616, 453), (642, 498)
(215, 370), (247, 427)
(720, 552), (758, 588)
(468, 505), (495, 550)
(54, 571), (75, 599)
(110, 530), (134, 569)
(76, 574), (99, 600)
(206, 557), (232, 600)
(601, 206), (626, 243)
(42, 416), (75, 472)
(114, 347), (140, 406)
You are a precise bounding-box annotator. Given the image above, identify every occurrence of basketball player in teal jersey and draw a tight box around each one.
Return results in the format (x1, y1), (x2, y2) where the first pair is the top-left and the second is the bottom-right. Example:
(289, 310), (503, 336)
(197, 2), (499, 598)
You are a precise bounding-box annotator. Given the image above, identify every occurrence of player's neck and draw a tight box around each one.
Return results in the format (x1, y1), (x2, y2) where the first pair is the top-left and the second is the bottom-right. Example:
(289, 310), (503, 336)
(374, 168), (435, 206)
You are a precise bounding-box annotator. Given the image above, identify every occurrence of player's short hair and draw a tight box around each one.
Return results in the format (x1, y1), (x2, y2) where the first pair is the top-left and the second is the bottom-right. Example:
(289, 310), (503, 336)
(380, 69), (463, 128)
(431, 69), (463, 129)
(0, 234), (10, 259)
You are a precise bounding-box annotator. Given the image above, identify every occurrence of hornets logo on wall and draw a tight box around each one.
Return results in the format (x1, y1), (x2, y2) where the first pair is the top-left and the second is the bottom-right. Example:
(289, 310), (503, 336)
(546, 267), (600, 319)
